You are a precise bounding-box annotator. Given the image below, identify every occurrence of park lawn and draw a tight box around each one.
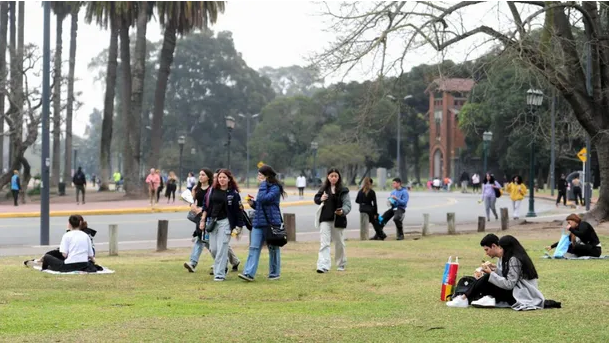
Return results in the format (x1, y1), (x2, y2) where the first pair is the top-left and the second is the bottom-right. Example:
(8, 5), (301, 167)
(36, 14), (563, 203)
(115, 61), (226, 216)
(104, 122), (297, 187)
(0, 233), (608, 343)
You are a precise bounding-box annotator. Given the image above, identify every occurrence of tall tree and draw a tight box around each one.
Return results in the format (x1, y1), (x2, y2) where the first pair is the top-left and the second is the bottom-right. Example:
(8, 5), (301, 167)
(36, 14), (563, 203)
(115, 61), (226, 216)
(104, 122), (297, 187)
(120, 1), (149, 196)
(148, 1), (225, 169)
(63, 4), (80, 186)
(50, 2), (69, 187)
(85, 2), (134, 191)
(0, 3), (8, 173)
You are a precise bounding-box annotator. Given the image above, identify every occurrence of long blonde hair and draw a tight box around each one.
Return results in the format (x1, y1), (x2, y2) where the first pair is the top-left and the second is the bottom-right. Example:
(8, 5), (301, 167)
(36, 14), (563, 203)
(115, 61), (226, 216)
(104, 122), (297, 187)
(362, 177), (373, 195)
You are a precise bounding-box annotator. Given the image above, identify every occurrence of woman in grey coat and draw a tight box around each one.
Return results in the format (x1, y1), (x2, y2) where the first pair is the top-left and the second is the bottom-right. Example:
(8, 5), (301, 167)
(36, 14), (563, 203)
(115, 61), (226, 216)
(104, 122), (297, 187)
(448, 235), (545, 310)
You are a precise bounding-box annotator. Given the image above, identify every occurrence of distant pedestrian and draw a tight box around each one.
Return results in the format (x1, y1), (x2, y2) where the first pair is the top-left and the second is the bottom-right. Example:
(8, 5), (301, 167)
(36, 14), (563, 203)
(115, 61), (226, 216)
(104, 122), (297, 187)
(165, 171), (177, 203)
(505, 175), (526, 219)
(460, 171), (469, 193)
(432, 177), (441, 191)
(296, 174), (307, 199)
(314, 168), (351, 273)
(113, 171), (122, 192)
(480, 173), (501, 221)
(155, 169), (164, 204)
(145, 168), (160, 207)
(91, 174), (97, 188)
(472, 173), (481, 193)
(10, 170), (21, 206)
(571, 176), (584, 206)
(556, 173), (568, 207)
(186, 172), (197, 192)
(356, 177), (386, 240)
(73, 167), (87, 205)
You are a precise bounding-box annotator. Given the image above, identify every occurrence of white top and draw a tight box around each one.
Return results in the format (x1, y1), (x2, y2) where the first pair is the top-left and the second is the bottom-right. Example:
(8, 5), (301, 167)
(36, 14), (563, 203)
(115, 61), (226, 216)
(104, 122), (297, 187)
(186, 176), (197, 188)
(432, 179), (441, 187)
(472, 174), (480, 184)
(59, 230), (93, 264)
(296, 176), (307, 188)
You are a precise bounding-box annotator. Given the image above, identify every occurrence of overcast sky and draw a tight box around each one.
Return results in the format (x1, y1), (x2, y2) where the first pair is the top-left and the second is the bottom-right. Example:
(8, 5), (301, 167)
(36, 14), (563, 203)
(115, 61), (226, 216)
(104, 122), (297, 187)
(20, 1), (540, 137)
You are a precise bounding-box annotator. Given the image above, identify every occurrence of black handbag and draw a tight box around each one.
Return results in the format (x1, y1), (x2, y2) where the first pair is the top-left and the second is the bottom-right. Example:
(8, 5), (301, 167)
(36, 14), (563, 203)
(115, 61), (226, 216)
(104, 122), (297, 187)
(242, 209), (253, 231)
(262, 204), (287, 247)
(187, 210), (201, 223)
(205, 217), (217, 233)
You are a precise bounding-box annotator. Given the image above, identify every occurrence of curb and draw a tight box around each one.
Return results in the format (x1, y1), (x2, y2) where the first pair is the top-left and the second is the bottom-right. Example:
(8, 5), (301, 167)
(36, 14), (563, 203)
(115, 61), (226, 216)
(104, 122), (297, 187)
(0, 200), (315, 219)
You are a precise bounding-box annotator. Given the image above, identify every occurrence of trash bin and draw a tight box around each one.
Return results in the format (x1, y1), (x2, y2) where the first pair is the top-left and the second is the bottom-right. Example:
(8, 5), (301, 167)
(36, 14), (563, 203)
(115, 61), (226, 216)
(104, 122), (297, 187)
(58, 182), (66, 196)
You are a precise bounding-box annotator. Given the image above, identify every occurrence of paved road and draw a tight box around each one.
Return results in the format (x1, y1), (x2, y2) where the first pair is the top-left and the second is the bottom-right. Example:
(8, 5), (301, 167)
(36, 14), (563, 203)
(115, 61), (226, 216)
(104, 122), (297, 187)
(0, 191), (567, 249)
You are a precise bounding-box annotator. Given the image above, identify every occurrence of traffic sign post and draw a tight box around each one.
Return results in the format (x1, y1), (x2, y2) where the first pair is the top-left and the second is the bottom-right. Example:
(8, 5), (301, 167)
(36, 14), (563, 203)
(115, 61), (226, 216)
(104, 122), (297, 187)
(577, 148), (587, 163)
(577, 147), (590, 210)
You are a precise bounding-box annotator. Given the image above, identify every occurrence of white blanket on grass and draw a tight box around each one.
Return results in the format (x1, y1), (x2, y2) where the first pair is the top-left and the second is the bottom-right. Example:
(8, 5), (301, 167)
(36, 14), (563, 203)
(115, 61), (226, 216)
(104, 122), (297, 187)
(33, 265), (115, 274)
(542, 253), (609, 260)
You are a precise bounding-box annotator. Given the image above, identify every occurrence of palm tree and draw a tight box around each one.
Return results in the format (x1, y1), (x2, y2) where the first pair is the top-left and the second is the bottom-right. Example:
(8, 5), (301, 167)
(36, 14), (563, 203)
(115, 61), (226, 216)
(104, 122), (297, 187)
(63, 3), (82, 187)
(85, 1), (136, 191)
(148, 1), (225, 169)
(50, 2), (71, 188)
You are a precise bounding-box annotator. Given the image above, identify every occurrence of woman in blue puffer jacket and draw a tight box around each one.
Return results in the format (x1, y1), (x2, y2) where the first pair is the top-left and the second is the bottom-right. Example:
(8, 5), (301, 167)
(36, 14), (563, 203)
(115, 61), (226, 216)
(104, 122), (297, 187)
(239, 165), (286, 282)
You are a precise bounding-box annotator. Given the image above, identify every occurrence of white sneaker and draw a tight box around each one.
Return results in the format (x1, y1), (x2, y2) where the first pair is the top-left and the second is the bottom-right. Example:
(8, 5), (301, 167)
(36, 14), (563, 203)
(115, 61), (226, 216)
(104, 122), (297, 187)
(337, 267), (345, 272)
(471, 295), (496, 308)
(446, 296), (469, 308)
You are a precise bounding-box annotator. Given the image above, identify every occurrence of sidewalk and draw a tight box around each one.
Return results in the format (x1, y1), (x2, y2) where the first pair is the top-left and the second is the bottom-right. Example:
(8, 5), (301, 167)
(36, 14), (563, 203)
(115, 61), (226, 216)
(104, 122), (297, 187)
(0, 188), (314, 218)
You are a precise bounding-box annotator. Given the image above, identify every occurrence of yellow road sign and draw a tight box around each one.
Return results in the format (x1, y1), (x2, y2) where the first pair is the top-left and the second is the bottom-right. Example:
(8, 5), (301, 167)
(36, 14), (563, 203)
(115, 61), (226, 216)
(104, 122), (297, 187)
(257, 161), (265, 169)
(577, 148), (587, 163)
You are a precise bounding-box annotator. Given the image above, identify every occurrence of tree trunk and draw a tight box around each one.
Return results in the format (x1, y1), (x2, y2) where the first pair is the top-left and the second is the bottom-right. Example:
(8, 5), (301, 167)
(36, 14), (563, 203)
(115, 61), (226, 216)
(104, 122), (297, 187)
(51, 12), (64, 187)
(99, 19), (118, 191)
(6, 1), (14, 167)
(19, 155), (30, 203)
(588, 133), (609, 223)
(0, 3), (8, 174)
(63, 9), (78, 188)
(149, 23), (176, 169)
(119, 18), (134, 195)
(124, 2), (148, 197)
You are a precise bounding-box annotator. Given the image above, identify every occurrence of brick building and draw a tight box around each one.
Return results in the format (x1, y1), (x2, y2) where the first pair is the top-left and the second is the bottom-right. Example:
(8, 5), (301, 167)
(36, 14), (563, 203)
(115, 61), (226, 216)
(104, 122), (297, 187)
(425, 78), (475, 180)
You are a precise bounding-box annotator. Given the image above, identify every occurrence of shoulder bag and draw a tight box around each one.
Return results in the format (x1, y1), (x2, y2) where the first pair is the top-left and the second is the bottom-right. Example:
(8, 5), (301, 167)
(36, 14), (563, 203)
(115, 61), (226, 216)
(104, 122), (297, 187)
(262, 204), (287, 247)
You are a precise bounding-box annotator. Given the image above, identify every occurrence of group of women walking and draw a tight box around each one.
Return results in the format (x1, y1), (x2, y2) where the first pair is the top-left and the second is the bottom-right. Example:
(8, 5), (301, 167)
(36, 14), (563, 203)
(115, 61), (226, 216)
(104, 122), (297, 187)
(183, 166), (354, 280)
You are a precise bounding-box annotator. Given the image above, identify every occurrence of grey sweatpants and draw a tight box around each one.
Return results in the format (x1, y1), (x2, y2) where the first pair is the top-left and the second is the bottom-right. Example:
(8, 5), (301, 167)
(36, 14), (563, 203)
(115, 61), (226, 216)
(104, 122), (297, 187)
(209, 218), (232, 279)
(484, 197), (498, 220)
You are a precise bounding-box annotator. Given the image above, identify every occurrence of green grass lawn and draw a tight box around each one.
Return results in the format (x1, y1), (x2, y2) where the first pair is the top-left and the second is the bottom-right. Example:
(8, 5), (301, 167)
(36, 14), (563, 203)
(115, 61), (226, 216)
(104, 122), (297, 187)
(1, 232), (608, 343)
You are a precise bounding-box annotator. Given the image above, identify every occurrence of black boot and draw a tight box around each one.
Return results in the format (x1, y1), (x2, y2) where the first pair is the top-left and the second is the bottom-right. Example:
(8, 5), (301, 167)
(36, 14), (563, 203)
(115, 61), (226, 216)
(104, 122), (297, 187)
(369, 235), (379, 240)
(396, 227), (405, 241)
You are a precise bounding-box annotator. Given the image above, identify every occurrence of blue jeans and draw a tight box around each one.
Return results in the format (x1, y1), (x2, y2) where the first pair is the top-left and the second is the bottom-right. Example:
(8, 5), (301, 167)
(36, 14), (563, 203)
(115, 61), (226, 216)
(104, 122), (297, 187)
(243, 227), (281, 279)
(189, 237), (208, 267)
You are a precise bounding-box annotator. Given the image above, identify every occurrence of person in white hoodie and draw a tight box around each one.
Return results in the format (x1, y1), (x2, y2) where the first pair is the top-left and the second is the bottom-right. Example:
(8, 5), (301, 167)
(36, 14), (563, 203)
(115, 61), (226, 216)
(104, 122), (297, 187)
(296, 174), (307, 199)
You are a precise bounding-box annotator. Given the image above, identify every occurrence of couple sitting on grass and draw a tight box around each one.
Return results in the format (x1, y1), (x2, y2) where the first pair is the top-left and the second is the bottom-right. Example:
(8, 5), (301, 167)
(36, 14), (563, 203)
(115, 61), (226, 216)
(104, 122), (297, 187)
(24, 214), (101, 273)
(447, 234), (545, 310)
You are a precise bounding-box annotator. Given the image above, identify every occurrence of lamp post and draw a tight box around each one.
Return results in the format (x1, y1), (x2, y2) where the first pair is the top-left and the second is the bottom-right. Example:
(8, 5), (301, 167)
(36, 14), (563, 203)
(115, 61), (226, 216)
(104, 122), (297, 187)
(239, 113), (260, 188)
(40, 1), (51, 245)
(311, 141), (318, 188)
(526, 88), (544, 218)
(386, 94), (412, 179)
(482, 131), (493, 173)
(178, 135), (185, 191)
(225, 116), (236, 169)
(73, 143), (79, 174)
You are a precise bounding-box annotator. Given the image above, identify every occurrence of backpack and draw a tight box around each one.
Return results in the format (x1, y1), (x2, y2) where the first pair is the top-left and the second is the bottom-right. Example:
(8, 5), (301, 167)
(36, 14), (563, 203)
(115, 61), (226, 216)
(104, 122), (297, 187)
(451, 276), (477, 300)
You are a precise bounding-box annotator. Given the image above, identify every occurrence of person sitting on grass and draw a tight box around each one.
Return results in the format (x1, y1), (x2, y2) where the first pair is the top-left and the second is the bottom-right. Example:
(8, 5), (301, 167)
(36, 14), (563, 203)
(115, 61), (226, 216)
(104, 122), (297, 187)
(546, 214), (602, 258)
(447, 234), (545, 310)
(25, 215), (98, 273)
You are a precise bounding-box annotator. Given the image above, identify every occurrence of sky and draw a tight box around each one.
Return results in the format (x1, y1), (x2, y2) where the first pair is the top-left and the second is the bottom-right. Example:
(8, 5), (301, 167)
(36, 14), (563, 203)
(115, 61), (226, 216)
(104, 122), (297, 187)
(19, 1), (542, 138)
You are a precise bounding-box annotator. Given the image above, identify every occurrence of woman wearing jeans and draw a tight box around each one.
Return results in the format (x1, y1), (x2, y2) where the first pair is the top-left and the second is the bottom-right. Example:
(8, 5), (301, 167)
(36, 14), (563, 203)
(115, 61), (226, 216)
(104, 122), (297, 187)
(239, 165), (286, 282)
(199, 169), (244, 281)
(480, 173), (502, 221)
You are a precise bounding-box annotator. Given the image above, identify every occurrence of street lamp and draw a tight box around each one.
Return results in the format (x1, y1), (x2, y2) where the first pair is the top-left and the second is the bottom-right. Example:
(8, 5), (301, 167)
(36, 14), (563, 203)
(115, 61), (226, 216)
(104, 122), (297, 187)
(178, 135), (185, 191)
(239, 113), (260, 188)
(525, 88), (544, 218)
(386, 94), (412, 180)
(482, 131), (493, 173)
(225, 116), (236, 169)
(73, 143), (80, 175)
(311, 141), (318, 188)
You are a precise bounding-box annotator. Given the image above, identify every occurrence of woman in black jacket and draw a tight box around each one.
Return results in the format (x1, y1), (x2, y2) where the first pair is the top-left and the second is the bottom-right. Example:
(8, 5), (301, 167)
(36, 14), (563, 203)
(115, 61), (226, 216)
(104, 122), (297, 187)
(356, 177), (386, 240)
(546, 213), (602, 257)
